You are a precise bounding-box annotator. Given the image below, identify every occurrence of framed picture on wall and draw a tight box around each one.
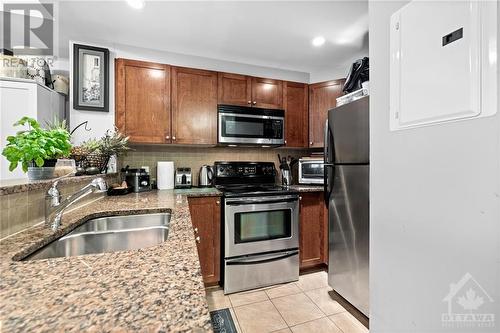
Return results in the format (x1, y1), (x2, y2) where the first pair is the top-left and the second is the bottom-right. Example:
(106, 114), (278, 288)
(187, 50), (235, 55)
(73, 44), (109, 112)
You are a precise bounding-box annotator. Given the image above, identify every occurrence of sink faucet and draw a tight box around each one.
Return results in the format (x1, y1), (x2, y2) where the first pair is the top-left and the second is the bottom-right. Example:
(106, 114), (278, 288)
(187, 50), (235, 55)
(45, 175), (108, 230)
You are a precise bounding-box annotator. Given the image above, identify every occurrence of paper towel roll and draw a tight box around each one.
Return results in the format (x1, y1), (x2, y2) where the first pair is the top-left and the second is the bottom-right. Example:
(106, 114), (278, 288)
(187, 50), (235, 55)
(157, 161), (174, 190)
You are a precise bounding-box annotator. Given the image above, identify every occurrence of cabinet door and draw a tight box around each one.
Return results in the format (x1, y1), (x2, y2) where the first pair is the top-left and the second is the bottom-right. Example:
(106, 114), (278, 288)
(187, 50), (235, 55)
(251, 77), (283, 109)
(308, 79), (345, 148)
(188, 196), (221, 285)
(283, 81), (308, 148)
(299, 192), (327, 270)
(172, 67), (218, 145)
(218, 72), (252, 107)
(115, 59), (171, 143)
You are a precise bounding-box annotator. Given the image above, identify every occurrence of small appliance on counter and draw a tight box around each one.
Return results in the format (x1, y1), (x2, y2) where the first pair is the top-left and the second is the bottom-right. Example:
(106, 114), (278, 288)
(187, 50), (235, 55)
(278, 154), (297, 187)
(175, 167), (192, 188)
(157, 161), (174, 190)
(198, 165), (214, 187)
(122, 167), (151, 193)
(298, 157), (325, 184)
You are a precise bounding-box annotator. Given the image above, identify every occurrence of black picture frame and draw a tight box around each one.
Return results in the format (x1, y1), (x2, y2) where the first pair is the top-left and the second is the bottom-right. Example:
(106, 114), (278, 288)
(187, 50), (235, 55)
(73, 43), (109, 112)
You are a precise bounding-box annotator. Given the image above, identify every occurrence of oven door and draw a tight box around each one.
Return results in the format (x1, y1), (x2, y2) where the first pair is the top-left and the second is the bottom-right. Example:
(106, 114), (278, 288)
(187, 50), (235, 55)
(218, 113), (284, 145)
(224, 195), (299, 258)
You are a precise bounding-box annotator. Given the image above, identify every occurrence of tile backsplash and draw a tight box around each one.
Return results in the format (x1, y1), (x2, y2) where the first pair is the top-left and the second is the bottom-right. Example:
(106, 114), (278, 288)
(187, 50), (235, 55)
(121, 146), (311, 186)
(0, 174), (118, 239)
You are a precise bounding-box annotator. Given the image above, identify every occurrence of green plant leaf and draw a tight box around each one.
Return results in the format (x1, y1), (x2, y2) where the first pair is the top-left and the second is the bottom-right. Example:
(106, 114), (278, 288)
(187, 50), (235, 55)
(2, 116), (72, 173)
(9, 161), (18, 172)
(35, 157), (44, 167)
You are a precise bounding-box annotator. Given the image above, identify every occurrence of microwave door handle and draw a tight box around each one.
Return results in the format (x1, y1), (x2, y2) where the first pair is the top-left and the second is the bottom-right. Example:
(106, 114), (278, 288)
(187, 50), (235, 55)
(226, 250), (299, 265)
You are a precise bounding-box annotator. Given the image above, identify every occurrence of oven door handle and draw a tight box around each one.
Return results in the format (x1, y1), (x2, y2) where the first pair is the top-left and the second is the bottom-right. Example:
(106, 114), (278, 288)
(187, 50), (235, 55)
(225, 198), (298, 206)
(226, 250), (299, 265)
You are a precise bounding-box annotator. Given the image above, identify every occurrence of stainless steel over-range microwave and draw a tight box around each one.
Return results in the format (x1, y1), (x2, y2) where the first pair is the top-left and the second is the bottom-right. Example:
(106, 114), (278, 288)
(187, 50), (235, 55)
(217, 104), (285, 147)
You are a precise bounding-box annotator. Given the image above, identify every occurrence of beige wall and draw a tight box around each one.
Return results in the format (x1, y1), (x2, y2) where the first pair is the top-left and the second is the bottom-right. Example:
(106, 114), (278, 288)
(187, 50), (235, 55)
(122, 146), (311, 186)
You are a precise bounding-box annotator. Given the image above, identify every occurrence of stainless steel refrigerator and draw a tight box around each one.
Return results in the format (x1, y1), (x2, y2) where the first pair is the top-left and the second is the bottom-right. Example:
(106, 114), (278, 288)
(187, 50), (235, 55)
(324, 96), (369, 317)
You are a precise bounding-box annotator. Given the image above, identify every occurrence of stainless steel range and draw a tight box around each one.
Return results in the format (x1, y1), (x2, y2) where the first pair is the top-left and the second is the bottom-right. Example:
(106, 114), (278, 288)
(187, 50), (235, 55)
(214, 161), (300, 294)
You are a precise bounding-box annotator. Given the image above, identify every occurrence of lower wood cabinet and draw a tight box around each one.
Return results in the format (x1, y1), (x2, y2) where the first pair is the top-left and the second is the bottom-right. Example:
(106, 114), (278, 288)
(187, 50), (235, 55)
(299, 192), (328, 270)
(188, 196), (221, 285)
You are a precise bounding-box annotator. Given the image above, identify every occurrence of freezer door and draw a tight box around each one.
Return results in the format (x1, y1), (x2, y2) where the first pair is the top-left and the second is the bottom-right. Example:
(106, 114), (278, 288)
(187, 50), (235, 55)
(328, 165), (369, 316)
(328, 96), (369, 164)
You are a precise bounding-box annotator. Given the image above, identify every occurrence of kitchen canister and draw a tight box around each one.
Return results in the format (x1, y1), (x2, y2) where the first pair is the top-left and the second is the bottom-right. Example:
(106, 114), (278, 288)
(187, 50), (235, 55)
(157, 161), (174, 190)
(53, 74), (69, 95)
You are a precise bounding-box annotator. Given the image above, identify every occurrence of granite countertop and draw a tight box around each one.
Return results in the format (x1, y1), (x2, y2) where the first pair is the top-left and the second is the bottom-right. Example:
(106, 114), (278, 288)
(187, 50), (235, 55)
(289, 184), (324, 192)
(0, 173), (119, 196)
(0, 188), (221, 332)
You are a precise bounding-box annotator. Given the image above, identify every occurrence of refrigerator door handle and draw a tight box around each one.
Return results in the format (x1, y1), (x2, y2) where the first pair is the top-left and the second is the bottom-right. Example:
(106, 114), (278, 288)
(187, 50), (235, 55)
(324, 118), (334, 204)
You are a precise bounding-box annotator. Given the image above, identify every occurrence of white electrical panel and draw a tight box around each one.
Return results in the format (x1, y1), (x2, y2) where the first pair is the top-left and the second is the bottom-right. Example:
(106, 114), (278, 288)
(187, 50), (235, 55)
(389, 1), (497, 131)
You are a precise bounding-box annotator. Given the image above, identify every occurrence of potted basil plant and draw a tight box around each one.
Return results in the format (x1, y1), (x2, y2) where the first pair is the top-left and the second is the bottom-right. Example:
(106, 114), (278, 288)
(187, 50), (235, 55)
(2, 117), (72, 180)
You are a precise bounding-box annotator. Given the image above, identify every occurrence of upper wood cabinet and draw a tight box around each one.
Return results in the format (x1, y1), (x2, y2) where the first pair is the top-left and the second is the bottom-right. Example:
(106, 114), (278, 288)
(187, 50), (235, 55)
(308, 79), (345, 148)
(172, 67), (218, 145)
(283, 81), (308, 148)
(251, 77), (283, 109)
(188, 196), (221, 285)
(218, 73), (283, 109)
(218, 72), (252, 107)
(115, 59), (171, 143)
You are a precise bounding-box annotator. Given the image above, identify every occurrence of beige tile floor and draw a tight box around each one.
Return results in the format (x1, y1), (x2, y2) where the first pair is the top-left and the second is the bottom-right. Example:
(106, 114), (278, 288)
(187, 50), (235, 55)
(205, 271), (369, 333)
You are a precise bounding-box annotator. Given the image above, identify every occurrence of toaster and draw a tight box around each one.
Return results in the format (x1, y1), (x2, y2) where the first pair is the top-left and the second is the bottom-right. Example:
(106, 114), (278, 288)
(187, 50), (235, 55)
(175, 167), (192, 188)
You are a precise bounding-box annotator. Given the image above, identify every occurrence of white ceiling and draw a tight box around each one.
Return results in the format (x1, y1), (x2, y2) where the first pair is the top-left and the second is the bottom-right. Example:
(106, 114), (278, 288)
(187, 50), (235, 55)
(58, 1), (368, 78)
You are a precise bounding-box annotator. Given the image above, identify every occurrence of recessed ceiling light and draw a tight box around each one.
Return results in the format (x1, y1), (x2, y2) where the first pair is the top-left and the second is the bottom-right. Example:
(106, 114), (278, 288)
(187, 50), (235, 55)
(312, 36), (326, 47)
(126, 0), (145, 10)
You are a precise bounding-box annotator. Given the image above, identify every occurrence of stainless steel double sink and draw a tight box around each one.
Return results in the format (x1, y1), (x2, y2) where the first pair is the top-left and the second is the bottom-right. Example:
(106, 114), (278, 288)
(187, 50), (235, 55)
(24, 213), (170, 261)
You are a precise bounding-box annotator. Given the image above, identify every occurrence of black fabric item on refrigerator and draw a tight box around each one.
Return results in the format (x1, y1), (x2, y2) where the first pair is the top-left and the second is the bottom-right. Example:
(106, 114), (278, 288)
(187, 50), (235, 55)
(343, 57), (369, 93)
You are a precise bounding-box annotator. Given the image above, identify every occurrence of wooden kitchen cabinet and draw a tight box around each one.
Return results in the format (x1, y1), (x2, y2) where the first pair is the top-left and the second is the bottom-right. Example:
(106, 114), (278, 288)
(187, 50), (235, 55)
(171, 67), (218, 145)
(251, 77), (283, 109)
(218, 73), (283, 109)
(308, 79), (345, 148)
(115, 59), (171, 143)
(188, 196), (221, 285)
(299, 192), (328, 270)
(283, 81), (308, 148)
(218, 72), (252, 107)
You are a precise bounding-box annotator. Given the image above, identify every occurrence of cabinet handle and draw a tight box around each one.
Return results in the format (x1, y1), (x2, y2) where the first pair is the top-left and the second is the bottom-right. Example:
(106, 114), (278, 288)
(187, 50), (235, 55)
(252, 101), (257, 105)
(299, 196), (302, 201)
(310, 141), (313, 145)
(216, 200), (220, 205)
(247, 100), (252, 104)
(166, 135), (170, 140)
(172, 136), (176, 141)
(284, 140), (287, 144)
(195, 236), (201, 244)
(194, 227), (199, 234)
